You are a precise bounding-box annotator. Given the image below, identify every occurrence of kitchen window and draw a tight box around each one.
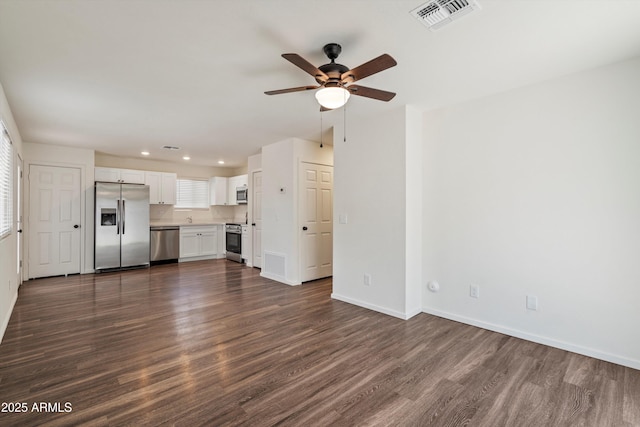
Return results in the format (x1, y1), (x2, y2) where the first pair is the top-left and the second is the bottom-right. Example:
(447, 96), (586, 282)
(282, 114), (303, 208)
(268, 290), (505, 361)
(0, 121), (13, 240)
(175, 178), (209, 209)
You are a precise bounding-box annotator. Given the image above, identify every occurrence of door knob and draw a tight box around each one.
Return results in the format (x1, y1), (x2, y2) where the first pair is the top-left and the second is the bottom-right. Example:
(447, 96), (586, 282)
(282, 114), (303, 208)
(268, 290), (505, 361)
(74, 224), (80, 229)
(302, 226), (308, 231)
(17, 229), (22, 233)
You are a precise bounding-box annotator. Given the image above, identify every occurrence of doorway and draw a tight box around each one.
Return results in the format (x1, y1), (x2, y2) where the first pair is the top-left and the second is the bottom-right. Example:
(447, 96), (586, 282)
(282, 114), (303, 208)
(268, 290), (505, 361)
(252, 170), (262, 268)
(16, 154), (23, 284)
(28, 164), (82, 278)
(299, 162), (333, 282)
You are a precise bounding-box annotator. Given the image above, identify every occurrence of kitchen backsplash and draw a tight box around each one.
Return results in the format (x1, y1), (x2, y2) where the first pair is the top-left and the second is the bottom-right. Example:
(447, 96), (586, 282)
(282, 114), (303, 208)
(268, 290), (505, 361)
(150, 204), (247, 224)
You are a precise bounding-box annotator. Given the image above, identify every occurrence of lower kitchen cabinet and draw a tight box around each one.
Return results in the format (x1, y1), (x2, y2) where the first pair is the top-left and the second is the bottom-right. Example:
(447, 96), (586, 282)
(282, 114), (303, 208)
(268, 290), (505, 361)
(179, 225), (223, 262)
(241, 225), (249, 261)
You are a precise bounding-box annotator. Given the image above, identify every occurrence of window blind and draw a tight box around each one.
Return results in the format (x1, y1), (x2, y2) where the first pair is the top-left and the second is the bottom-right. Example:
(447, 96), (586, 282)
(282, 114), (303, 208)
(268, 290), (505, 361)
(175, 178), (209, 209)
(0, 122), (13, 240)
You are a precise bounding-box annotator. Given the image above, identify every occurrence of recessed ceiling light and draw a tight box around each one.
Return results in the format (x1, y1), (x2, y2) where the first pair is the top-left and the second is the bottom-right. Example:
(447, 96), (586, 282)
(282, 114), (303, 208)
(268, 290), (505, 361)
(141, 151), (150, 156)
(218, 160), (225, 164)
(183, 156), (190, 160)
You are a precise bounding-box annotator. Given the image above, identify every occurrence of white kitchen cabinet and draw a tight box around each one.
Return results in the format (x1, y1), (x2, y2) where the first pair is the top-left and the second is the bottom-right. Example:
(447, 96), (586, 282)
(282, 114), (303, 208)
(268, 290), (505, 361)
(209, 175), (248, 206)
(180, 231), (200, 258)
(145, 171), (177, 204)
(209, 177), (228, 205)
(241, 225), (249, 260)
(227, 174), (249, 206)
(199, 228), (218, 256)
(179, 225), (222, 261)
(95, 167), (145, 184)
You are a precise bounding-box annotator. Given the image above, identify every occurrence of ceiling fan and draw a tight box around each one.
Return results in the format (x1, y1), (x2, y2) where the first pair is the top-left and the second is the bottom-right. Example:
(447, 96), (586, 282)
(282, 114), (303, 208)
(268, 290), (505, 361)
(265, 43), (397, 110)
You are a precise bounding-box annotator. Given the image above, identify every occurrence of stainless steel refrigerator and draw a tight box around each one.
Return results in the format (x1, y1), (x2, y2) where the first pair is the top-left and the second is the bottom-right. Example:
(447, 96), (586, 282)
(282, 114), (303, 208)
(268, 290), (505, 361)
(95, 182), (150, 271)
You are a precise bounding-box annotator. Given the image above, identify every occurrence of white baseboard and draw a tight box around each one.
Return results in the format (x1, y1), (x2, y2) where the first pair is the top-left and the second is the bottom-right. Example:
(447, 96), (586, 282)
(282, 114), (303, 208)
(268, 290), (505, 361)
(331, 293), (420, 320)
(0, 290), (18, 344)
(179, 254), (222, 263)
(423, 306), (640, 371)
(260, 271), (300, 286)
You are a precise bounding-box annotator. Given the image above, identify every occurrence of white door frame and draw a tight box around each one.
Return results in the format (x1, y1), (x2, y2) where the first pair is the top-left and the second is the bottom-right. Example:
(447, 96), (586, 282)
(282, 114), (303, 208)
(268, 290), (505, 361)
(16, 153), (23, 285)
(25, 161), (87, 279)
(251, 169), (263, 269)
(298, 161), (333, 283)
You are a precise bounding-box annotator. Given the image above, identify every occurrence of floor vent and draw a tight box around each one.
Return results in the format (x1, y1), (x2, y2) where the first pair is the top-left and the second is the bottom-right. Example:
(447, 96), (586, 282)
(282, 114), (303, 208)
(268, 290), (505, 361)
(410, 0), (481, 31)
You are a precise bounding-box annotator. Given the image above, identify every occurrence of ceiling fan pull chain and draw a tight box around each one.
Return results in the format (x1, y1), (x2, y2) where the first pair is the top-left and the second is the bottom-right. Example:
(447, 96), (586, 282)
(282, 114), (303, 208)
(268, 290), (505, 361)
(344, 102), (347, 143)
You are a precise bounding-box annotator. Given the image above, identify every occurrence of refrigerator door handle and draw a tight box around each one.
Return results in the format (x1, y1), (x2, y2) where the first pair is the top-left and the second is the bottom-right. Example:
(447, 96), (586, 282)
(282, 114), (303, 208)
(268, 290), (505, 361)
(116, 199), (121, 234)
(122, 200), (126, 234)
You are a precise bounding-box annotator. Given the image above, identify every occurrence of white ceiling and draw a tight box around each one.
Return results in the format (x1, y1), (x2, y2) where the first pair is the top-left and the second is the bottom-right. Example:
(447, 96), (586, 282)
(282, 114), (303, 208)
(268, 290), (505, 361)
(1, 0), (640, 167)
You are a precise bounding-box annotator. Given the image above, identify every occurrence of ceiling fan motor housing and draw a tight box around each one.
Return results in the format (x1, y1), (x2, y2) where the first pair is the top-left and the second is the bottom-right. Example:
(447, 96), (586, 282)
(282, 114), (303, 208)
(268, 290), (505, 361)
(316, 43), (349, 87)
(317, 62), (349, 86)
(317, 43), (349, 86)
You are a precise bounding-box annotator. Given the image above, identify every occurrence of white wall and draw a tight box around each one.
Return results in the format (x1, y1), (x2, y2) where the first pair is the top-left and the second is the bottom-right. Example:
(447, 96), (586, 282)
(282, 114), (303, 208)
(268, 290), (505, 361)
(261, 138), (333, 285)
(422, 57), (640, 369)
(405, 106), (423, 317)
(0, 82), (23, 342)
(332, 106), (422, 319)
(23, 142), (95, 275)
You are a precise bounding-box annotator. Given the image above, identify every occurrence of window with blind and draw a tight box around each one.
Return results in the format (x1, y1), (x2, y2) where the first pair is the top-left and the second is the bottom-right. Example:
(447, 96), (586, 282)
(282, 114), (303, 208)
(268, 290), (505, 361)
(0, 122), (13, 240)
(175, 178), (209, 209)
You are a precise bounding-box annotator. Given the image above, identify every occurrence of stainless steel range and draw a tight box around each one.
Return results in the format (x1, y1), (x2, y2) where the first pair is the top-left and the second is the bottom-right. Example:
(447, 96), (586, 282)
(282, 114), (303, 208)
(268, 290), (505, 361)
(225, 223), (242, 263)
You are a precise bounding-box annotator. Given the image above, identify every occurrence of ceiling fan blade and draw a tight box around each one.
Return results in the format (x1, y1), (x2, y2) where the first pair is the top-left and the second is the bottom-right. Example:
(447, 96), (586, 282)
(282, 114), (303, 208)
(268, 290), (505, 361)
(282, 53), (329, 83)
(340, 54), (397, 83)
(264, 85), (320, 95)
(347, 85), (396, 102)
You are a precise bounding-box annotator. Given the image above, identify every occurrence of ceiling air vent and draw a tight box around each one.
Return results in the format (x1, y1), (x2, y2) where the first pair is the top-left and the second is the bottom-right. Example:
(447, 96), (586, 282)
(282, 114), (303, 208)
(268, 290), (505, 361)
(162, 145), (181, 150)
(410, 0), (481, 31)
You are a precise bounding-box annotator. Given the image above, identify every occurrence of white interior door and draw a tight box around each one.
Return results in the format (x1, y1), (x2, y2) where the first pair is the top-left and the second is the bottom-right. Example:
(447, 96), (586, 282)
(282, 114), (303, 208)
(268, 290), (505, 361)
(29, 165), (81, 278)
(252, 170), (262, 268)
(300, 162), (333, 282)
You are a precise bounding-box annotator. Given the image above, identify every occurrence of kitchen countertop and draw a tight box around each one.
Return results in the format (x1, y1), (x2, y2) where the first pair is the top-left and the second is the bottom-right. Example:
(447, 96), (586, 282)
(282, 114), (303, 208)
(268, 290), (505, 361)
(150, 221), (226, 227)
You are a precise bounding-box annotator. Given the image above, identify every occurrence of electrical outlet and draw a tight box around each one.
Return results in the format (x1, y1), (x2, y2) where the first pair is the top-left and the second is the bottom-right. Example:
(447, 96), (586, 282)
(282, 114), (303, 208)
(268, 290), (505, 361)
(526, 295), (538, 311)
(364, 274), (372, 286)
(470, 284), (479, 298)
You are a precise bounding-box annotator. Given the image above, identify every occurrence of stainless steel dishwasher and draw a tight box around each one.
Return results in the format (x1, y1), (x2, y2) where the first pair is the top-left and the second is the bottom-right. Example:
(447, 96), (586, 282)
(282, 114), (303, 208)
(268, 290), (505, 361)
(150, 226), (180, 264)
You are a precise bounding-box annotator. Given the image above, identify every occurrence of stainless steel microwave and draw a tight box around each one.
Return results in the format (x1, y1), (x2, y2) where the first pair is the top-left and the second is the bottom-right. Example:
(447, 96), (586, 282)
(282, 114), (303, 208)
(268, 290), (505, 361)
(236, 186), (248, 204)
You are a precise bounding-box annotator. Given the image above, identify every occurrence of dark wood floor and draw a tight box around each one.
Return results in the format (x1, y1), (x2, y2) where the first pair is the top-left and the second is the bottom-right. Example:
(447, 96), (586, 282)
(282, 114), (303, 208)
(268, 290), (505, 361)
(1, 260), (639, 426)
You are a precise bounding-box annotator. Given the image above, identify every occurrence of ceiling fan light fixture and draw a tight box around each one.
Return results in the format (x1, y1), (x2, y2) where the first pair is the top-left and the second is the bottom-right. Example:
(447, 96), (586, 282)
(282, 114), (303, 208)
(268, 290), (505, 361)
(315, 87), (350, 109)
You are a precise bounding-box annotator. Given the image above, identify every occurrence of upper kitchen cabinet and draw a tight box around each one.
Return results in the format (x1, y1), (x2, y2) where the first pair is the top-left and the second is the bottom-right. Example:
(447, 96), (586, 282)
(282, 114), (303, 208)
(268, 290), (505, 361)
(95, 167), (146, 184)
(145, 171), (177, 205)
(209, 177), (228, 205)
(227, 174), (248, 206)
(210, 174), (248, 206)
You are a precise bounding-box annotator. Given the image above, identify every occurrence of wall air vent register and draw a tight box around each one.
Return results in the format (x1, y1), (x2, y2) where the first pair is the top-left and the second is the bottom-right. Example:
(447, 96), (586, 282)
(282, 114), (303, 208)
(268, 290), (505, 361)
(410, 0), (481, 31)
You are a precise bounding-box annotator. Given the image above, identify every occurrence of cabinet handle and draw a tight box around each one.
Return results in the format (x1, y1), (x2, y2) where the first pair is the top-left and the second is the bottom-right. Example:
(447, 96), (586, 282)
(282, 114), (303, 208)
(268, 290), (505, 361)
(302, 226), (308, 231)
